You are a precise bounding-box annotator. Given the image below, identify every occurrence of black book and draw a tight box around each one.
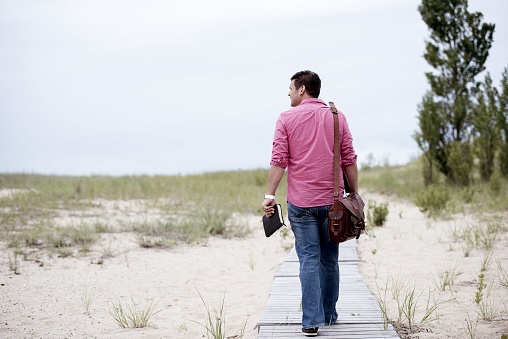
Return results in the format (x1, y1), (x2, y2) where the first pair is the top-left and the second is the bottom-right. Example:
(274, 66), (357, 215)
(344, 172), (351, 194)
(262, 204), (286, 237)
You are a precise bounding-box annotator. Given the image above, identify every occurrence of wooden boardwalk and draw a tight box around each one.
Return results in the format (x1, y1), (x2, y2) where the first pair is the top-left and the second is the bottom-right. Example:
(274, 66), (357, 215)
(257, 240), (399, 338)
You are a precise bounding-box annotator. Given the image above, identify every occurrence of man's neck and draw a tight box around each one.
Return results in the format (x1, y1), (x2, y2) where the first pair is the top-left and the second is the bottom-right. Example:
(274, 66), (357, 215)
(300, 94), (313, 101)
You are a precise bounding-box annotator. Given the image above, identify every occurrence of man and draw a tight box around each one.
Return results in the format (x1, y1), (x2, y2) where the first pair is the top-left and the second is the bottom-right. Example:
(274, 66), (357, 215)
(261, 70), (358, 337)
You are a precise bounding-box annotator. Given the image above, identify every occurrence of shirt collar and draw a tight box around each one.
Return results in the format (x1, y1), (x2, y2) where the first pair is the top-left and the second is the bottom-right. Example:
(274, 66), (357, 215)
(299, 98), (326, 106)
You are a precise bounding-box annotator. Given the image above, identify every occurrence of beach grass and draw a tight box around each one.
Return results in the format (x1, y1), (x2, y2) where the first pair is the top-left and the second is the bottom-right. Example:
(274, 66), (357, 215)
(359, 158), (508, 215)
(108, 297), (162, 328)
(0, 169), (284, 256)
(82, 287), (94, 316)
(0, 169), (282, 213)
(195, 290), (227, 339)
(2, 159), (507, 259)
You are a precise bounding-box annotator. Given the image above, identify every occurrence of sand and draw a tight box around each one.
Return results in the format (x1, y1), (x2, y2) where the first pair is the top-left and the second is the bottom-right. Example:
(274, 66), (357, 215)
(357, 193), (508, 338)
(0, 208), (291, 338)
(1, 190), (507, 338)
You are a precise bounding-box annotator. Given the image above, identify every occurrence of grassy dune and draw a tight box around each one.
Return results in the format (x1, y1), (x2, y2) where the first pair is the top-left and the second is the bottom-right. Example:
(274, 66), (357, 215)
(0, 169), (286, 258)
(0, 169), (283, 212)
(359, 158), (508, 216)
(1, 159), (507, 259)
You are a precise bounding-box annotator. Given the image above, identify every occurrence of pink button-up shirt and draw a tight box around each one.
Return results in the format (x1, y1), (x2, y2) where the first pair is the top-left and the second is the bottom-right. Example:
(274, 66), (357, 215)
(270, 98), (357, 207)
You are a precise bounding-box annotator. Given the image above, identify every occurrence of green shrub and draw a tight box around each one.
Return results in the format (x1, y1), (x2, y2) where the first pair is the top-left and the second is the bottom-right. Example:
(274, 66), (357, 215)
(415, 185), (450, 217)
(447, 141), (473, 186)
(367, 200), (389, 226)
(489, 171), (502, 196)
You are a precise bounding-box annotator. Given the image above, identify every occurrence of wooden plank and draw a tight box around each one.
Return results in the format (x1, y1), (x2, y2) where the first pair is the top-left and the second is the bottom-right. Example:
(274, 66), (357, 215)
(258, 315), (388, 326)
(257, 240), (399, 338)
(258, 324), (399, 339)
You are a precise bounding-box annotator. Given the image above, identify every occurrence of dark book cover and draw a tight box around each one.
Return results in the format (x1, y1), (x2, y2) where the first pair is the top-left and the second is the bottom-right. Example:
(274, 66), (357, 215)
(262, 204), (285, 237)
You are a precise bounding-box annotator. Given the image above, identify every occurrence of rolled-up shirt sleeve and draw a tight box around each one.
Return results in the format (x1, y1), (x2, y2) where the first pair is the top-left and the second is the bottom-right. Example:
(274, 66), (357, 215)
(270, 116), (289, 168)
(340, 114), (357, 167)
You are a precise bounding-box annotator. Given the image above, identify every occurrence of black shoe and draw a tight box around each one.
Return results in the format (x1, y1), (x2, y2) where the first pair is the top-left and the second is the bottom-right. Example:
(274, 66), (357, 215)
(302, 327), (318, 336)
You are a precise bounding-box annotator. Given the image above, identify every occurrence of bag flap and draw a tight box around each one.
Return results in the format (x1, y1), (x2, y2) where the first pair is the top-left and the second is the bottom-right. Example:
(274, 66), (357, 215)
(328, 210), (344, 219)
(340, 193), (365, 220)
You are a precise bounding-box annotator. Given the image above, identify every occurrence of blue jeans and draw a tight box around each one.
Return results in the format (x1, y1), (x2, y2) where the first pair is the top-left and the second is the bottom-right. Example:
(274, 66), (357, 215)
(287, 201), (339, 328)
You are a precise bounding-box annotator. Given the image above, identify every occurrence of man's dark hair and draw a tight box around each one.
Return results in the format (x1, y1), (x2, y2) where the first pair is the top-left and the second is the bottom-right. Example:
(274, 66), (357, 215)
(291, 70), (321, 98)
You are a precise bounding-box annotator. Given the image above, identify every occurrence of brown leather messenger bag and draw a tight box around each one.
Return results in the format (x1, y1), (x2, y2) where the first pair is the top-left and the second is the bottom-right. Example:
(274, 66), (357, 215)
(327, 102), (366, 243)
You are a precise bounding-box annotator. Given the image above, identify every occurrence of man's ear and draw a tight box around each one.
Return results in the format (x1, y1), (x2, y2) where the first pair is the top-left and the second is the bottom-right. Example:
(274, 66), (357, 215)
(299, 85), (306, 95)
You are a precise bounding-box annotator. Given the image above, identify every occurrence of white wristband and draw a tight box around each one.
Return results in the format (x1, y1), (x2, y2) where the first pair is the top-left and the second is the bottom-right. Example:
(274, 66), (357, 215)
(264, 194), (275, 200)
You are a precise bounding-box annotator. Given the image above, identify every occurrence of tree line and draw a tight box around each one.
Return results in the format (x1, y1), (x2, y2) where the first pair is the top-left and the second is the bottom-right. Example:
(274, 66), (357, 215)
(414, 0), (508, 186)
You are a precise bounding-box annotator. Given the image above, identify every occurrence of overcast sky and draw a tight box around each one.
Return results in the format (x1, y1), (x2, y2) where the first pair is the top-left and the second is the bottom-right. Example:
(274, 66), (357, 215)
(1, 0), (507, 176)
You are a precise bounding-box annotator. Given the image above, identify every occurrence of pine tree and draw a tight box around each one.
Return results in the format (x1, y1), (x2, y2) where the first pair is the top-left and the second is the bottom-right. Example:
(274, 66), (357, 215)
(416, 0), (495, 185)
(414, 92), (446, 185)
(472, 73), (499, 181)
(498, 67), (508, 177)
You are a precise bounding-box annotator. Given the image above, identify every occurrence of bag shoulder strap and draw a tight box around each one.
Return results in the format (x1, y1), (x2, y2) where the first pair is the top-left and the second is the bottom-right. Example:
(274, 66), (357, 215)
(329, 102), (341, 201)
